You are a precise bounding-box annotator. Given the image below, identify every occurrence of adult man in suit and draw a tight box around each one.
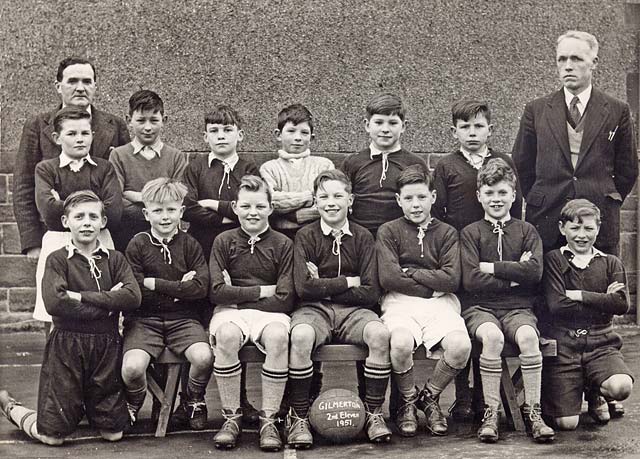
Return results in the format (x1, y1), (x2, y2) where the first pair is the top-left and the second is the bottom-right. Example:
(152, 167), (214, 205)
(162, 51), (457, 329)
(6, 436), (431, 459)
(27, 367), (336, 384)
(12, 57), (130, 259)
(512, 30), (637, 255)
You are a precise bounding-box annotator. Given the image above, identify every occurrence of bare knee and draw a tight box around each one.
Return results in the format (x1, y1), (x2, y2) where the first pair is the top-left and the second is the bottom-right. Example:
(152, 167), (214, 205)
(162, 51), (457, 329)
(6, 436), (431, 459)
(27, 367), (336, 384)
(121, 351), (149, 383)
(390, 330), (414, 367)
(363, 321), (390, 355)
(476, 324), (504, 355)
(555, 416), (579, 431)
(442, 331), (471, 367)
(601, 374), (634, 401)
(290, 324), (315, 359)
(515, 325), (539, 354)
(100, 430), (123, 442)
(185, 342), (213, 372)
(215, 323), (243, 355)
(261, 322), (289, 355)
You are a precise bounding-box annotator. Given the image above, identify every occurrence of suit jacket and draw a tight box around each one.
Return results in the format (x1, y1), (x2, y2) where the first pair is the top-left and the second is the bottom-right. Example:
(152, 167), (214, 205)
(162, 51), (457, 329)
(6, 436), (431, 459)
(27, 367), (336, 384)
(512, 88), (637, 251)
(12, 106), (130, 253)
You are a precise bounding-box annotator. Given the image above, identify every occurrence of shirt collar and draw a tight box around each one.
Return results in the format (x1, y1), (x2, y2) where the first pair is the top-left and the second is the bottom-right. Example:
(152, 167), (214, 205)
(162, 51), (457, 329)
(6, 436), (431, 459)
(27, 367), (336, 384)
(59, 152), (97, 169)
(564, 85), (592, 112)
(66, 240), (109, 259)
(278, 149), (311, 162)
(61, 104), (92, 115)
(240, 225), (270, 239)
(150, 228), (178, 243)
(369, 143), (401, 158)
(459, 145), (490, 169)
(132, 137), (164, 157)
(484, 214), (511, 226)
(320, 218), (353, 237)
(208, 152), (239, 169)
(560, 245), (605, 259)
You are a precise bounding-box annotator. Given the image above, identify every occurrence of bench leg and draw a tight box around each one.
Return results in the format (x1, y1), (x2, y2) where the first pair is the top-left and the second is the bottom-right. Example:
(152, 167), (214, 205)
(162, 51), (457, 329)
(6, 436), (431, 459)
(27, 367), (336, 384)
(147, 363), (181, 437)
(500, 359), (525, 432)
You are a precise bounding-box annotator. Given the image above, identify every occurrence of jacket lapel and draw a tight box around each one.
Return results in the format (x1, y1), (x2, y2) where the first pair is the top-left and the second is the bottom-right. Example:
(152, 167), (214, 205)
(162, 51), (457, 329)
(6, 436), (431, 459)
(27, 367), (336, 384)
(544, 90), (572, 167)
(89, 107), (116, 158)
(575, 88), (608, 170)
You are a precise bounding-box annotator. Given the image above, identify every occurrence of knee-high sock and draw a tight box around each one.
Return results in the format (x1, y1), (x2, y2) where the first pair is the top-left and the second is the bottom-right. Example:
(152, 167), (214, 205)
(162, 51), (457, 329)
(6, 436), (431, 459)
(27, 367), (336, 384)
(426, 357), (460, 398)
(479, 355), (502, 410)
(519, 352), (542, 406)
(125, 381), (147, 411)
(364, 361), (391, 410)
(393, 365), (417, 401)
(5, 404), (38, 440)
(214, 361), (242, 412)
(289, 364), (314, 418)
(262, 365), (288, 416)
(186, 374), (210, 401)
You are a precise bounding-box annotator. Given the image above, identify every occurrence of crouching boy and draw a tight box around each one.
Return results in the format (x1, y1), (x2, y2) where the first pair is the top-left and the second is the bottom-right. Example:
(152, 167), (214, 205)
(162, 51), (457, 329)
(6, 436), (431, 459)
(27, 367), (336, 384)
(0, 191), (140, 444)
(541, 199), (634, 430)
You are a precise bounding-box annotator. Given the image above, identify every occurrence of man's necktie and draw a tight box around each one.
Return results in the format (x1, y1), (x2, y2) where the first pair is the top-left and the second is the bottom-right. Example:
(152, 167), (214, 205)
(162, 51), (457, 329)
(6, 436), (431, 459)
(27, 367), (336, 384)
(569, 96), (581, 127)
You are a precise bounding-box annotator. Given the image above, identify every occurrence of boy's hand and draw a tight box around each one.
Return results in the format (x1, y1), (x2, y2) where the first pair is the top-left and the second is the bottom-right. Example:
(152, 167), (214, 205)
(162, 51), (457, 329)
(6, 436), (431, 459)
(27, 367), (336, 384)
(198, 199), (219, 211)
(66, 290), (81, 301)
(306, 262), (320, 279)
(123, 190), (143, 203)
(520, 251), (532, 262)
(222, 269), (232, 286)
(346, 276), (361, 288)
(143, 278), (156, 291)
(51, 189), (61, 201)
(510, 281), (520, 287)
(26, 247), (41, 260)
(479, 262), (494, 274)
(110, 282), (123, 291)
(181, 271), (196, 282)
(259, 285), (277, 298)
(222, 217), (233, 224)
(606, 281), (626, 294)
(566, 289), (583, 301)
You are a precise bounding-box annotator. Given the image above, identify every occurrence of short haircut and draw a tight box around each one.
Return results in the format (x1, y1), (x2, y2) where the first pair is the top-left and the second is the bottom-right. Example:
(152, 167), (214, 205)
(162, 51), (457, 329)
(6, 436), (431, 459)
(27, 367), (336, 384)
(451, 99), (492, 125)
(557, 30), (599, 57)
(63, 190), (104, 217)
(56, 57), (96, 82)
(141, 178), (188, 204)
(53, 106), (92, 133)
(559, 198), (601, 225)
(129, 89), (164, 116)
(396, 164), (434, 192)
(205, 105), (242, 129)
(236, 175), (272, 203)
(277, 103), (314, 133)
(477, 158), (517, 190)
(313, 169), (352, 195)
(366, 93), (406, 121)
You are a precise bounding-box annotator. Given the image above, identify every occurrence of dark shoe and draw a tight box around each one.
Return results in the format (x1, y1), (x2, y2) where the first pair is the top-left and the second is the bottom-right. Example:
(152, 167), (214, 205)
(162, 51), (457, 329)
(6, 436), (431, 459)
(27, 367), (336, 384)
(608, 401), (625, 418)
(448, 397), (474, 422)
(477, 406), (499, 443)
(170, 394), (189, 428)
(185, 399), (208, 430)
(0, 390), (20, 427)
(587, 393), (610, 425)
(522, 403), (555, 443)
(286, 408), (313, 449)
(418, 387), (448, 436)
(241, 395), (260, 424)
(214, 409), (242, 449)
(126, 403), (143, 426)
(365, 405), (392, 443)
(259, 411), (283, 452)
(395, 390), (419, 437)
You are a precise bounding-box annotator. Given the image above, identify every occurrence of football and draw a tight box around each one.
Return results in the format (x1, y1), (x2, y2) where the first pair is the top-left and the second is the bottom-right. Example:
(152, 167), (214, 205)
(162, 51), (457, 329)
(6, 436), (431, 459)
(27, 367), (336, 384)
(308, 388), (366, 443)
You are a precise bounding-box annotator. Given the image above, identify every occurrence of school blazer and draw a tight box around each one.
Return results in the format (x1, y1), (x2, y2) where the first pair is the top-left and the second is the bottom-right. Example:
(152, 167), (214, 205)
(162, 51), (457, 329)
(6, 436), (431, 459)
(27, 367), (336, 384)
(512, 88), (637, 250)
(12, 106), (130, 253)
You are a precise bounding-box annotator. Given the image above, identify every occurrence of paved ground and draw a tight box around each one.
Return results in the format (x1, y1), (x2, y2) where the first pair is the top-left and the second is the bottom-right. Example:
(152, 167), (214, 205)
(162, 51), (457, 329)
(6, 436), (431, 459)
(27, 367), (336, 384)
(1, 328), (639, 459)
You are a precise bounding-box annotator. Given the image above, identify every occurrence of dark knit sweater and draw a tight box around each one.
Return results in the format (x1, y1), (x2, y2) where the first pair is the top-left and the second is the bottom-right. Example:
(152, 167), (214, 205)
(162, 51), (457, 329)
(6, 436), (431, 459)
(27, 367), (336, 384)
(294, 220), (380, 308)
(125, 230), (209, 319)
(210, 227), (294, 313)
(377, 217), (460, 298)
(42, 246), (141, 333)
(183, 154), (260, 258)
(34, 157), (122, 232)
(542, 249), (629, 328)
(432, 149), (523, 231)
(460, 218), (543, 310)
(340, 147), (428, 235)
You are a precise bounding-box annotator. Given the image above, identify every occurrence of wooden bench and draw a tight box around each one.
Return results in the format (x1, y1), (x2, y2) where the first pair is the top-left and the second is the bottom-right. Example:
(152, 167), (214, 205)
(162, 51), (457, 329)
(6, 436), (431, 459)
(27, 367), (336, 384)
(146, 339), (556, 437)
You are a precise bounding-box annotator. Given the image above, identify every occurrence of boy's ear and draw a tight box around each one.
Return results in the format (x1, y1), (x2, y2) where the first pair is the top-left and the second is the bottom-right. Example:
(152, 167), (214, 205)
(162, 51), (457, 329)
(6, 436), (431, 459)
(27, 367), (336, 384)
(430, 189), (437, 203)
(100, 215), (107, 230)
(231, 200), (238, 216)
(162, 115), (168, 123)
(61, 214), (69, 229)
(141, 207), (151, 223)
(450, 125), (458, 138)
(237, 129), (244, 142)
(395, 192), (402, 208)
(363, 118), (370, 132)
(558, 221), (566, 236)
(487, 123), (494, 137)
(476, 190), (482, 203)
(52, 131), (61, 145)
(125, 114), (131, 123)
(274, 129), (282, 141)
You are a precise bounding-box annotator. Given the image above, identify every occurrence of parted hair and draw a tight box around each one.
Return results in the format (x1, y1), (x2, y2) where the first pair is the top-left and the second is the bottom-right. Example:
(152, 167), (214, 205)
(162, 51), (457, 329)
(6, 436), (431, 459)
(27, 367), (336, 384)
(366, 93), (406, 121)
(53, 106), (92, 134)
(129, 89), (164, 115)
(396, 164), (434, 192)
(205, 104), (243, 129)
(313, 169), (352, 195)
(477, 158), (517, 190)
(63, 190), (105, 216)
(557, 30), (599, 57)
(559, 198), (601, 225)
(277, 103), (314, 133)
(236, 175), (272, 203)
(141, 178), (188, 204)
(56, 56), (96, 82)
(451, 99), (492, 125)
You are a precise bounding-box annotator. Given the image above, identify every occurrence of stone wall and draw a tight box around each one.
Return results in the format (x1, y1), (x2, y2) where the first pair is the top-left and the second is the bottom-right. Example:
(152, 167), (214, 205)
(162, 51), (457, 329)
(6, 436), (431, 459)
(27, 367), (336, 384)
(1, 1), (639, 327)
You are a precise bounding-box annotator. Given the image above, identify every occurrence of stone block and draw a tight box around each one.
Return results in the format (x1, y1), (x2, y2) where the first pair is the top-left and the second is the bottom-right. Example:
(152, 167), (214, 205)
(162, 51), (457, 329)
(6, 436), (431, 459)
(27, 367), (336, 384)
(0, 255), (36, 287)
(0, 204), (16, 223)
(0, 288), (7, 311)
(621, 210), (638, 232)
(1, 223), (20, 254)
(0, 174), (7, 203)
(8, 287), (35, 313)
